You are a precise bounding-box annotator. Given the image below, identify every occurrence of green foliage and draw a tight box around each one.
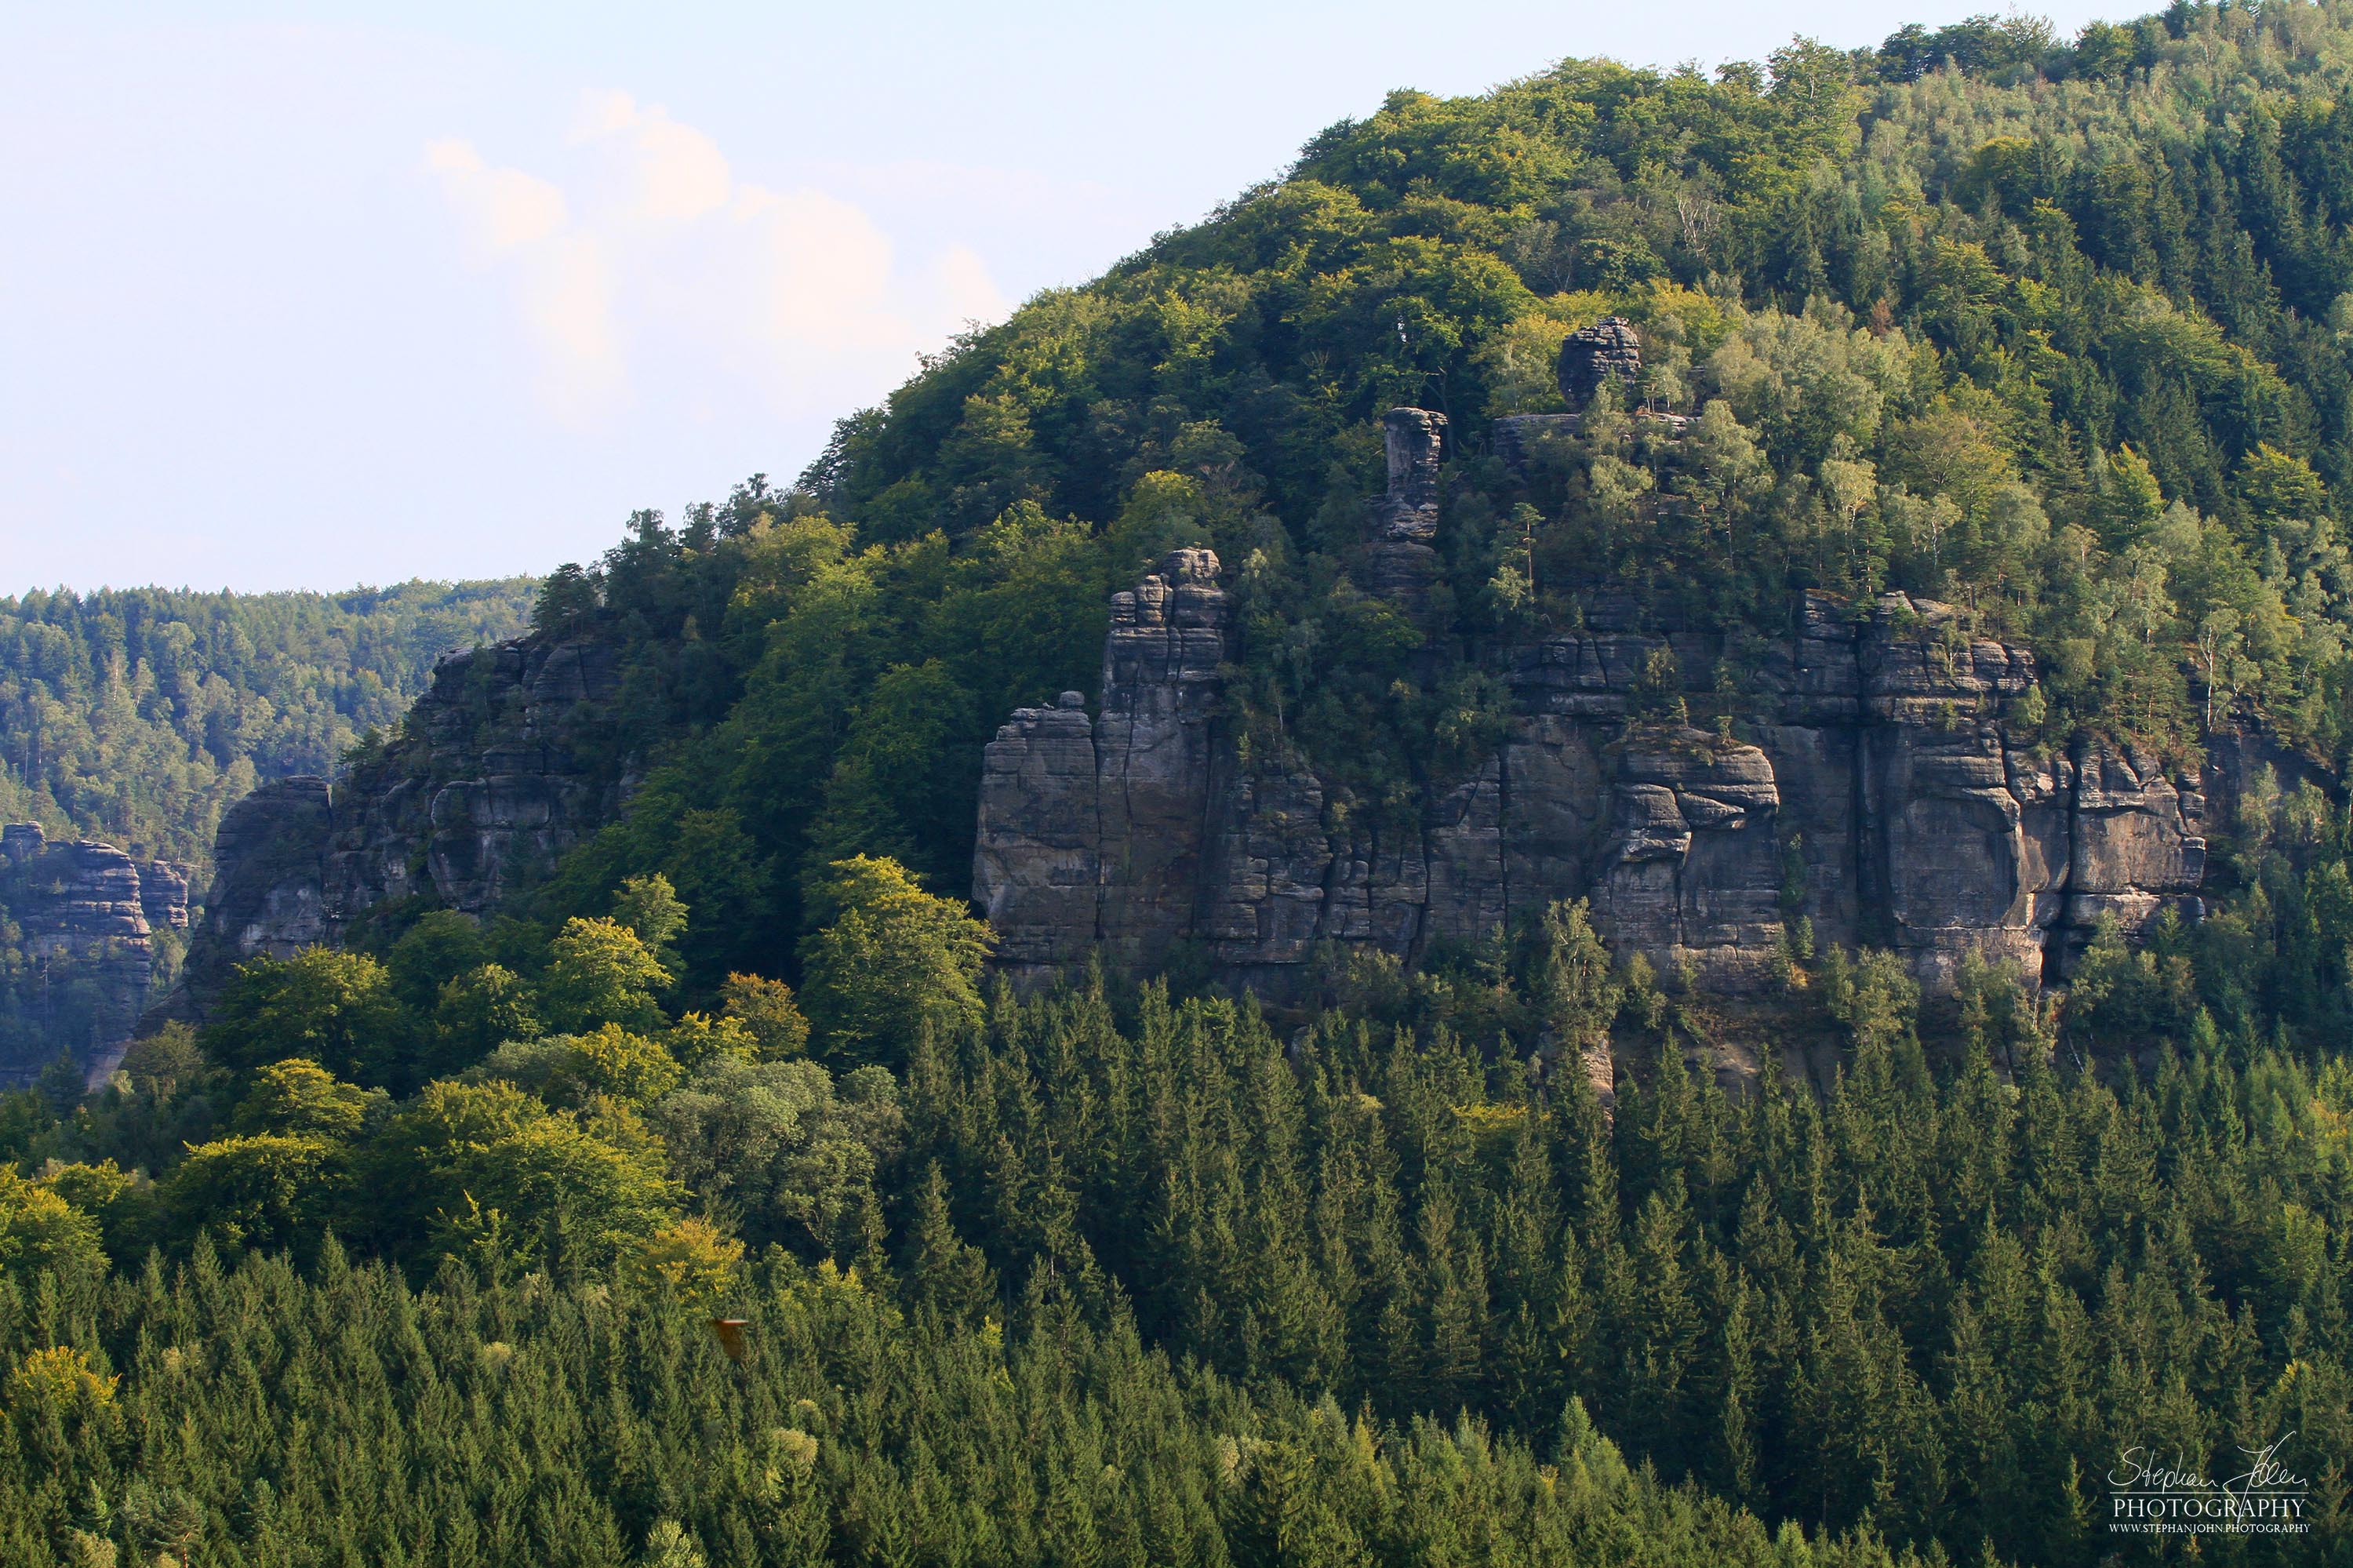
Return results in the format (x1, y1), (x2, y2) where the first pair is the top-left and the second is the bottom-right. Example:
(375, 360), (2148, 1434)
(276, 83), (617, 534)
(202, 948), (408, 1087)
(365, 1079), (674, 1271)
(0, 580), (533, 863)
(157, 1131), (340, 1254)
(610, 874), (688, 976)
(0, 1246), (1948, 1568)
(431, 962), (541, 1068)
(475, 1023), (684, 1109)
(0, 1164), (103, 1281)
(539, 917), (671, 1035)
(5, 813), (2353, 1558)
(718, 973), (810, 1059)
(650, 1056), (901, 1257)
(228, 1057), (373, 1139)
(798, 856), (991, 1067)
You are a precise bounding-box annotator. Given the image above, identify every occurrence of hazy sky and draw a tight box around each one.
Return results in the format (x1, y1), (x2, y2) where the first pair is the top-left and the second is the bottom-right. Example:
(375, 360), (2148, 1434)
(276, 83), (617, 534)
(5, 2), (2138, 592)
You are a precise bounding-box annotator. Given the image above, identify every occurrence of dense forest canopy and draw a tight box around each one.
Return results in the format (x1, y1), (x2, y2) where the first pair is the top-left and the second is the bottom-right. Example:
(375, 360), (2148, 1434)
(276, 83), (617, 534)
(16, 5), (2353, 1563)
(0, 580), (536, 867)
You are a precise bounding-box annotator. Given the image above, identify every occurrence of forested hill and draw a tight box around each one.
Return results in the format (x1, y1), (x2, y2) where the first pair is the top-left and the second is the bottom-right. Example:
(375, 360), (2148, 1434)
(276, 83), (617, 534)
(0, 580), (535, 867)
(405, 0), (2353, 983)
(17, 8), (2353, 1567)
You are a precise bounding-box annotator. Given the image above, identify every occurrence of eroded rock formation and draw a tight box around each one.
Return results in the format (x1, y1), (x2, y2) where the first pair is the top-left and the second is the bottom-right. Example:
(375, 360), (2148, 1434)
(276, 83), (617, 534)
(1362, 408), (1448, 618)
(1558, 316), (1642, 411)
(0, 823), (191, 1086)
(169, 636), (628, 1019)
(976, 531), (2211, 1001)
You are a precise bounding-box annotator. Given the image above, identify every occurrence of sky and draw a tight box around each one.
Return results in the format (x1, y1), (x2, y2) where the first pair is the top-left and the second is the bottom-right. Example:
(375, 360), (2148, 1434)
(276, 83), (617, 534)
(3, 2), (2141, 593)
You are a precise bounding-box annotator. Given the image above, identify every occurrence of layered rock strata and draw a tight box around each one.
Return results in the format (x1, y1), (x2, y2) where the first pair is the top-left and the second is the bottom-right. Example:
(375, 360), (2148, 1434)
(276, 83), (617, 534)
(975, 564), (2210, 997)
(0, 823), (192, 1086)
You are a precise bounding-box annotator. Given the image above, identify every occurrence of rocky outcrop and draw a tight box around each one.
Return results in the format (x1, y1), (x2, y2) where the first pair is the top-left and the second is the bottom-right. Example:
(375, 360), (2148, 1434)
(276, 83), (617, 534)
(976, 693), (1100, 973)
(176, 398), (2229, 1027)
(169, 635), (629, 1019)
(1589, 728), (1784, 974)
(1495, 319), (1689, 475)
(1558, 317), (1642, 410)
(974, 486), (2213, 1000)
(1362, 409), (1448, 619)
(0, 823), (192, 1086)
(1492, 413), (1581, 470)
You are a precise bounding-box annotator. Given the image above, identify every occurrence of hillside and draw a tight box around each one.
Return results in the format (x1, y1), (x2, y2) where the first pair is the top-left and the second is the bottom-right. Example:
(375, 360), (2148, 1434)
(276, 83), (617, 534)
(10, 9), (2353, 1565)
(198, 2), (2353, 1014)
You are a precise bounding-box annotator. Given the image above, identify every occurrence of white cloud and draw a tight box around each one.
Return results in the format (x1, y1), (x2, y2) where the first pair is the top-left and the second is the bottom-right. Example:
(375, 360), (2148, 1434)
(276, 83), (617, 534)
(423, 139), (567, 252)
(425, 138), (622, 417)
(571, 90), (732, 225)
(423, 93), (1009, 428)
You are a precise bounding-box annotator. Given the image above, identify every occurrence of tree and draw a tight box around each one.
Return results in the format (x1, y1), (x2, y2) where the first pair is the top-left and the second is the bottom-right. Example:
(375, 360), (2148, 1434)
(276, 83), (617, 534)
(540, 917), (671, 1034)
(203, 949), (409, 1087)
(230, 1057), (372, 1139)
(532, 562), (602, 636)
(159, 1132), (340, 1253)
(2094, 445), (2166, 550)
(433, 963), (542, 1067)
(1524, 899), (1622, 1050)
(365, 1079), (675, 1269)
(387, 911), (490, 1014)
(0, 1165), (104, 1280)
(122, 1482), (204, 1568)
(720, 973), (811, 1059)
(2238, 442), (2328, 529)
(798, 856), (991, 1066)
(639, 1519), (708, 1568)
(611, 873), (688, 978)
(477, 1024), (683, 1109)
(627, 1217), (744, 1315)
(904, 1162), (996, 1324)
(651, 1056), (902, 1257)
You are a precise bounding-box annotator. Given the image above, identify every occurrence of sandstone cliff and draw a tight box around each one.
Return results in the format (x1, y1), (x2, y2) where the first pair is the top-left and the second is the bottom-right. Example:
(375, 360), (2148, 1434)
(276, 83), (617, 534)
(0, 823), (191, 1087)
(169, 635), (627, 1020)
(975, 410), (2217, 1002)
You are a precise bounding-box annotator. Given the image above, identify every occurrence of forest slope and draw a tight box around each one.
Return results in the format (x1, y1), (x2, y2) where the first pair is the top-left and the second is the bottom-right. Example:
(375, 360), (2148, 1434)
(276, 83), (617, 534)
(12, 7), (2353, 1566)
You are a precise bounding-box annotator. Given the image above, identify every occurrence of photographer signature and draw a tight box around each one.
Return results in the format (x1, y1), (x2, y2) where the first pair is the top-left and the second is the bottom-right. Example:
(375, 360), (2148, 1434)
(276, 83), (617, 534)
(2111, 1435), (2307, 1499)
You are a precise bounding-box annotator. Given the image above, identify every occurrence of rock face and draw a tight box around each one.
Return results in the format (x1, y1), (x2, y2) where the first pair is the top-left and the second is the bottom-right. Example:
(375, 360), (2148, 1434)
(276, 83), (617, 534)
(1558, 317), (1642, 411)
(0, 823), (192, 1086)
(1362, 408), (1449, 617)
(169, 635), (628, 1020)
(975, 531), (2213, 1001)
